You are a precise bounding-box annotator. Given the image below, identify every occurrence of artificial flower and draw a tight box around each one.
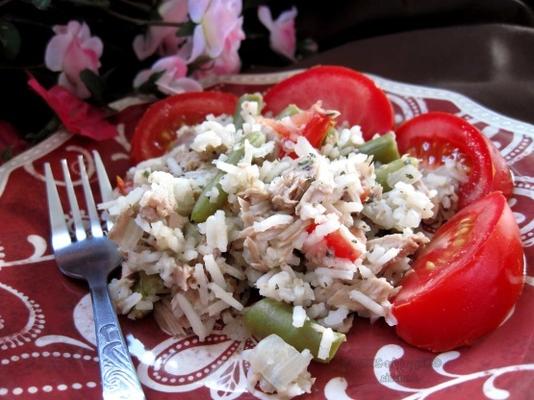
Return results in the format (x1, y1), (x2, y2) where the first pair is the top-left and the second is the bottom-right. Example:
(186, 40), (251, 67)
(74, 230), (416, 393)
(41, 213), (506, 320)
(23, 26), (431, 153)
(188, 0), (243, 63)
(133, 0), (189, 60)
(28, 76), (117, 141)
(44, 20), (103, 99)
(258, 6), (298, 60)
(194, 20), (245, 77)
(133, 55), (203, 95)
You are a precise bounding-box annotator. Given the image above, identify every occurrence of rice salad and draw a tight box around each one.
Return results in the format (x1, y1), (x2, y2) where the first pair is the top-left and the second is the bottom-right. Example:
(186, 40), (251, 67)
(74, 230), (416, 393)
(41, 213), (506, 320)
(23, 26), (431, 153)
(101, 94), (466, 399)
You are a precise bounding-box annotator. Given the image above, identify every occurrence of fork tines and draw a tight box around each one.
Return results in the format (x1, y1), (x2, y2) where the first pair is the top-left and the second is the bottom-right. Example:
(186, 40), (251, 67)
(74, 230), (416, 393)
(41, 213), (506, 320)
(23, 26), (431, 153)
(44, 151), (112, 250)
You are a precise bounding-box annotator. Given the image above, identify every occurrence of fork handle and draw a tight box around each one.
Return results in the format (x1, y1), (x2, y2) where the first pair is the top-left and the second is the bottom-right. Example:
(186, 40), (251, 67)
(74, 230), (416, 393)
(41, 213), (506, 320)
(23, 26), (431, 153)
(89, 282), (146, 400)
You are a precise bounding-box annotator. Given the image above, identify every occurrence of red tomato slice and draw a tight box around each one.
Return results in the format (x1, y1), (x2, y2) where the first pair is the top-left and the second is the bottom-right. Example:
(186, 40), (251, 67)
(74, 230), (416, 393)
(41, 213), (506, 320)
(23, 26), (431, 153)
(131, 92), (237, 163)
(392, 192), (524, 352)
(396, 112), (494, 209)
(263, 66), (393, 140)
(306, 224), (361, 261)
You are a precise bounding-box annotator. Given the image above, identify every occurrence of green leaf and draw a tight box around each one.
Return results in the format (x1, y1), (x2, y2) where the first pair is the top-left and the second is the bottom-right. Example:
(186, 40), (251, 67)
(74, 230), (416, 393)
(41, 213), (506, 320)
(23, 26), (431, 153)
(31, 0), (51, 10)
(80, 69), (104, 102)
(0, 20), (21, 60)
(136, 70), (164, 94)
(175, 20), (196, 37)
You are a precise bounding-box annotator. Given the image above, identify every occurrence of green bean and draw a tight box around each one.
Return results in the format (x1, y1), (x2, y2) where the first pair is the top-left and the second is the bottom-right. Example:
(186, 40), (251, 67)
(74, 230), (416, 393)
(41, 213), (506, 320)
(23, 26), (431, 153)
(275, 104), (301, 119)
(233, 93), (264, 129)
(134, 271), (166, 297)
(358, 132), (400, 163)
(376, 156), (419, 191)
(190, 132), (265, 223)
(243, 298), (346, 363)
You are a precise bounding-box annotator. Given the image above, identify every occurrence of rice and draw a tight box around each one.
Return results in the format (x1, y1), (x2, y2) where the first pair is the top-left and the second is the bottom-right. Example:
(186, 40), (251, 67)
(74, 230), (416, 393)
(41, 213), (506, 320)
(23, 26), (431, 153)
(208, 283), (244, 311)
(317, 327), (336, 360)
(173, 293), (207, 341)
(349, 290), (385, 317)
(193, 263), (209, 306)
(253, 214), (294, 232)
(292, 305), (307, 328)
(243, 334), (314, 399)
(102, 96), (466, 399)
(204, 254), (227, 289)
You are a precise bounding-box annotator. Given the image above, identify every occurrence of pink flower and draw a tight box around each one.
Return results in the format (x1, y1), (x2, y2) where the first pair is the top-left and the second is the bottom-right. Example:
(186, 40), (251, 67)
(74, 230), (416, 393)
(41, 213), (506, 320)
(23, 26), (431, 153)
(133, 55), (203, 95)
(258, 6), (297, 60)
(133, 0), (189, 60)
(188, 0), (244, 63)
(28, 75), (117, 141)
(44, 20), (103, 99)
(195, 21), (245, 77)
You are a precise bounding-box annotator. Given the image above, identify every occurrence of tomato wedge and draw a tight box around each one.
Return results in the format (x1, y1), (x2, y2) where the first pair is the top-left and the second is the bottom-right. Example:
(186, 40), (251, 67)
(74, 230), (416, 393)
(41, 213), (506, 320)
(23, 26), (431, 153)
(396, 112), (495, 209)
(392, 192), (524, 352)
(131, 92), (238, 163)
(264, 66), (393, 140)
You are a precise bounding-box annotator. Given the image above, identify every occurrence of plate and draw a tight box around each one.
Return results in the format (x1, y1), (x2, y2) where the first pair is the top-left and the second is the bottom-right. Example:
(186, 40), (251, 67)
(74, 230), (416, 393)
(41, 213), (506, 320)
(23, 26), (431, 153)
(0, 70), (533, 400)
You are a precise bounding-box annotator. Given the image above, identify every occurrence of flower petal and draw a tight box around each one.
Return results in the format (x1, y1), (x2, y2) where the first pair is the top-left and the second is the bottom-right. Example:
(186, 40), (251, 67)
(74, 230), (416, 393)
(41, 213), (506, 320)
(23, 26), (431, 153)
(132, 69), (153, 88)
(160, 0), (189, 21)
(260, 6), (298, 60)
(188, 0), (210, 23)
(44, 34), (71, 71)
(156, 76), (202, 95)
(81, 36), (103, 58)
(152, 55), (188, 77)
(188, 24), (207, 63)
(132, 34), (153, 60)
(28, 75), (117, 140)
(202, 0), (241, 58)
(257, 5), (274, 30)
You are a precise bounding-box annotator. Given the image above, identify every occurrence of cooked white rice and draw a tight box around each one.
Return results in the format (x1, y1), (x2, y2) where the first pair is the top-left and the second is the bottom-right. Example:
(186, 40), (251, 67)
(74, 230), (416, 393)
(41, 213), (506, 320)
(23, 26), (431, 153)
(102, 98), (465, 399)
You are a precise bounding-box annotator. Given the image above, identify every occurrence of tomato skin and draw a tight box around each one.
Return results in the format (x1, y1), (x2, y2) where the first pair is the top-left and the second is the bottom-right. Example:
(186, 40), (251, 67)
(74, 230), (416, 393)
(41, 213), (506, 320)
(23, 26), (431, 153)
(301, 113), (333, 148)
(392, 192), (524, 352)
(482, 135), (514, 198)
(324, 231), (361, 261)
(306, 223), (360, 261)
(264, 66), (393, 140)
(396, 112), (494, 209)
(131, 92), (237, 163)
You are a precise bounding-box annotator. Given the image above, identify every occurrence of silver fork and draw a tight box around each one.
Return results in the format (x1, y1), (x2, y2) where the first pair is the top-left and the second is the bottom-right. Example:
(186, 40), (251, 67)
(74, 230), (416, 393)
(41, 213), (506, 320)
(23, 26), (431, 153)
(45, 151), (146, 400)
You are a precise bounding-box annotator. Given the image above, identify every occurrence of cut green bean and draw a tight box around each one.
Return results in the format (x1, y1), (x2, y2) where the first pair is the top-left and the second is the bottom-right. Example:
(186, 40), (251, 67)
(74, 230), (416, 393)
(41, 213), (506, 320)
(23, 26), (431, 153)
(233, 93), (264, 129)
(358, 132), (400, 163)
(275, 104), (301, 119)
(376, 156), (419, 191)
(134, 271), (166, 297)
(243, 298), (346, 363)
(190, 132), (265, 223)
